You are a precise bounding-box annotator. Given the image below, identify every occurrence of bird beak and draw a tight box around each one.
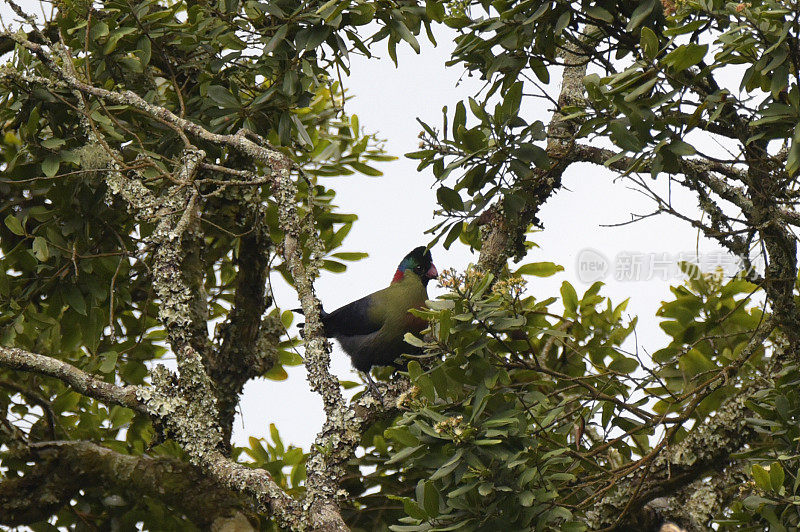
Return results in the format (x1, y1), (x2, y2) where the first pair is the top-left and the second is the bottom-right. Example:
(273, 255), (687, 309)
(426, 263), (438, 280)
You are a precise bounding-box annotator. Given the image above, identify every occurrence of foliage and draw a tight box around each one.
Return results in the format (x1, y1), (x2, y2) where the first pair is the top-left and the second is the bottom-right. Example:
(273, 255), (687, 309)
(3, 0), (800, 530)
(0, 0), (397, 526)
(339, 263), (771, 530)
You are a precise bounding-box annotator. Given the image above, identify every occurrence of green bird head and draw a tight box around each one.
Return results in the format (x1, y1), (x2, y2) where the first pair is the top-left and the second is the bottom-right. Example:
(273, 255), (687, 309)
(392, 246), (438, 286)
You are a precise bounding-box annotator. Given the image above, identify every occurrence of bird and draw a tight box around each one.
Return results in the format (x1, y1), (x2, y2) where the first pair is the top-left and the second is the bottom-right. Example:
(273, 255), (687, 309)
(297, 246), (438, 393)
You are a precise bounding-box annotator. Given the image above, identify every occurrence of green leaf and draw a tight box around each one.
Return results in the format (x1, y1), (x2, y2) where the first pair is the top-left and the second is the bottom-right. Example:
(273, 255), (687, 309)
(264, 365), (289, 381)
(322, 260), (346, 273)
(668, 140), (697, 156)
(561, 281), (578, 314)
(679, 348), (716, 377)
(437, 186), (464, 211)
(502, 81), (523, 117)
(513, 143), (549, 168)
(385, 427), (420, 447)
(443, 222), (462, 249)
(42, 157), (59, 178)
(4, 214), (24, 236)
(519, 490), (535, 506)
(32, 236), (49, 261)
(207, 85), (240, 108)
(264, 25), (289, 53)
(586, 6), (613, 23)
(752, 464), (771, 491)
(391, 20), (420, 53)
(407, 360), (423, 381)
(609, 357), (639, 373)
(515, 262), (564, 277)
(623, 76), (657, 102)
(136, 36), (152, 66)
(626, 0), (655, 31)
(663, 43), (708, 71)
(98, 351), (118, 373)
(404, 333), (427, 348)
(640, 27), (659, 59)
(103, 27), (136, 54)
(422, 481), (439, 516)
(350, 161), (382, 176)
(453, 101), (466, 138)
(787, 140), (800, 176)
(331, 252), (368, 261)
(770, 462), (785, 491)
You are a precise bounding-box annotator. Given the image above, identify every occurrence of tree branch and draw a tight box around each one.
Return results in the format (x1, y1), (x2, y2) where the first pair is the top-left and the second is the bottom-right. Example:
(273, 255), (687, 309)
(587, 317), (775, 530)
(0, 346), (144, 413)
(0, 440), (248, 528)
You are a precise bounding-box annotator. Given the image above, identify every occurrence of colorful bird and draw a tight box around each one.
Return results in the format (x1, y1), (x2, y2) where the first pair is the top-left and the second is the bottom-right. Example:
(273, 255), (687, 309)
(299, 246), (438, 392)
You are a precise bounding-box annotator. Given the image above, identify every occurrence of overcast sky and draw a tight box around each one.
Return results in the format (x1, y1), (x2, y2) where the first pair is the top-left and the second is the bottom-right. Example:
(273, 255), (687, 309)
(0, 3), (739, 450)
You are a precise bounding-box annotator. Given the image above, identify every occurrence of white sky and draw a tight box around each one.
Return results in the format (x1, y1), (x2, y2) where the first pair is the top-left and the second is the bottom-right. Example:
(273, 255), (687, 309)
(0, 3), (740, 450)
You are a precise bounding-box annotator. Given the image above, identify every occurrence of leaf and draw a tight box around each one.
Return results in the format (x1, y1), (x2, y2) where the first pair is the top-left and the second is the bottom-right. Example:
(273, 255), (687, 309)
(42, 157), (59, 178)
(515, 262), (564, 277)
(668, 140), (697, 156)
(391, 20), (420, 53)
(437, 186), (464, 211)
(786, 140), (800, 176)
(609, 357), (639, 373)
(519, 490), (535, 507)
(136, 36), (152, 66)
(626, 0), (655, 31)
(65, 286), (87, 316)
(322, 260), (346, 273)
(623, 76), (657, 102)
(770, 462), (785, 491)
(98, 351), (118, 373)
(453, 101), (466, 138)
(443, 222), (462, 249)
(32, 236), (49, 261)
(385, 427), (419, 447)
(513, 143), (549, 168)
(752, 464), (771, 491)
(350, 161), (382, 176)
(207, 85), (240, 108)
(640, 27), (659, 59)
(422, 481), (439, 516)
(561, 281), (578, 314)
(586, 6), (613, 23)
(404, 333), (427, 348)
(502, 81), (523, 118)
(4, 214), (24, 236)
(264, 25), (289, 53)
(679, 348), (716, 377)
(331, 252), (368, 261)
(264, 365), (289, 380)
(103, 27), (136, 54)
(290, 114), (313, 146)
(663, 43), (708, 71)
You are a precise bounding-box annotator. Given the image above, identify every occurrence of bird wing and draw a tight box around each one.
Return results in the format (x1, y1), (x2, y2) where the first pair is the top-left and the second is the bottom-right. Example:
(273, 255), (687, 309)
(322, 292), (385, 337)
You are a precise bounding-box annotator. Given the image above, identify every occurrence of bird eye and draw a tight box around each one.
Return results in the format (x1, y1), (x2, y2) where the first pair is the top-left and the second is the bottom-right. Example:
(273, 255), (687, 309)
(414, 265), (423, 273)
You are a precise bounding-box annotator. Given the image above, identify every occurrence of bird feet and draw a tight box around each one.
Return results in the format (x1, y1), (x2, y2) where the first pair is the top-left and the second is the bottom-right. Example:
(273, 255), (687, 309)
(362, 371), (383, 400)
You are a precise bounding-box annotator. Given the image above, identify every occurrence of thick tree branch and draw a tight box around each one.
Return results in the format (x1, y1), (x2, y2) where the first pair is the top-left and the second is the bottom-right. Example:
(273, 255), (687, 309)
(0, 440), (248, 528)
(0, 346), (144, 412)
(478, 34), (590, 274)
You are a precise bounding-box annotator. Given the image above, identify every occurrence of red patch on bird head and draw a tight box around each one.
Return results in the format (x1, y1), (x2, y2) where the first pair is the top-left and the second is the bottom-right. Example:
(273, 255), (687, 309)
(392, 269), (405, 284)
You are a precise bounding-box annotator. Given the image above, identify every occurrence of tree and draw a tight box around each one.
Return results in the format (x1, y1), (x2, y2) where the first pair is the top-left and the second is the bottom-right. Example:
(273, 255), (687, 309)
(1, 0), (800, 530)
